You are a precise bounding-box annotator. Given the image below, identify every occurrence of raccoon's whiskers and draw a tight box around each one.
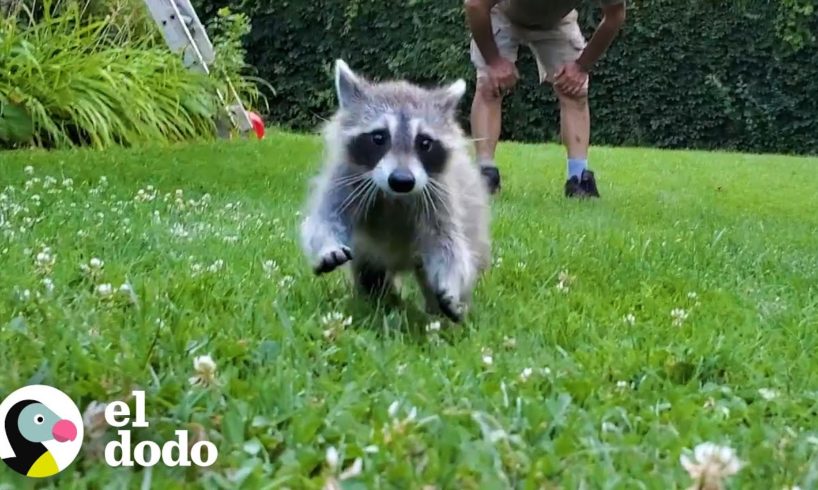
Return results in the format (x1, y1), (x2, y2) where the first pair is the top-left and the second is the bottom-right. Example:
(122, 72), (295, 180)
(336, 179), (371, 216)
(331, 172), (370, 188)
(360, 181), (380, 221)
(427, 179), (452, 216)
(428, 178), (451, 196)
(425, 185), (441, 218)
(419, 187), (432, 222)
(351, 180), (376, 222)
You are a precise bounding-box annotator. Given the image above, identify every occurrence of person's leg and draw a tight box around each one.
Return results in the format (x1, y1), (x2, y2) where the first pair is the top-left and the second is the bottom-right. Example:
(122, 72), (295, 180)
(556, 86), (590, 180)
(468, 9), (519, 193)
(470, 80), (503, 167)
(529, 10), (599, 197)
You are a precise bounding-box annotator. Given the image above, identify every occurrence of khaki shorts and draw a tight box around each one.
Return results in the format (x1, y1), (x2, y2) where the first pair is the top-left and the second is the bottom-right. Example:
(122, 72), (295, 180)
(470, 7), (587, 87)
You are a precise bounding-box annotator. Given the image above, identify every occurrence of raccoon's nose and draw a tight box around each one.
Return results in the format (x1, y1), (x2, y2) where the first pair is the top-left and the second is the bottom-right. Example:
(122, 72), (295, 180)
(387, 169), (415, 193)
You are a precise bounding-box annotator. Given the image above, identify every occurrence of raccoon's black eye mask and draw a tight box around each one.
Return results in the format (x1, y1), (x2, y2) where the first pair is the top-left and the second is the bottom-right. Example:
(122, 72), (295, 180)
(348, 128), (392, 168)
(415, 133), (448, 174)
(347, 127), (449, 174)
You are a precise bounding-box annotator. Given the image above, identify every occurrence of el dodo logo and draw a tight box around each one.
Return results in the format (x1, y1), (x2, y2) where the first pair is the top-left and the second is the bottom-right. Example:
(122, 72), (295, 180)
(0, 385), (83, 478)
(1, 386), (217, 478)
(104, 390), (218, 468)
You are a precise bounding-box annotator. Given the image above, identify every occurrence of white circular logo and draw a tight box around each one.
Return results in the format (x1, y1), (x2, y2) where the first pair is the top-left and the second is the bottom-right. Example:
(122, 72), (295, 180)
(0, 385), (84, 478)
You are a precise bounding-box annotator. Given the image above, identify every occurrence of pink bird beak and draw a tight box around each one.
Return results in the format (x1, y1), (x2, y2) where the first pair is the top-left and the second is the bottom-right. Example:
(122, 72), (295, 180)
(52, 419), (77, 442)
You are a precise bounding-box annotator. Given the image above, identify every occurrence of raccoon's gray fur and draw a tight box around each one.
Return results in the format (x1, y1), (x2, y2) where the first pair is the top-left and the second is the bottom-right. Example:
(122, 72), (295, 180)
(299, 59), (491, 323)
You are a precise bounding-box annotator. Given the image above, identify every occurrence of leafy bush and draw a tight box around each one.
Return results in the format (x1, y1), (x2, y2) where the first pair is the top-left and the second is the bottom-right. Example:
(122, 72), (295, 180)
(192, 0), (818, 155)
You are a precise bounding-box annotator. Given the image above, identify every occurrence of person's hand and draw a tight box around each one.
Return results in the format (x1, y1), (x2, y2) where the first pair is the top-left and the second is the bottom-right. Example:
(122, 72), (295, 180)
(554, 62), (588, 97)
(485, 57), (518, 98)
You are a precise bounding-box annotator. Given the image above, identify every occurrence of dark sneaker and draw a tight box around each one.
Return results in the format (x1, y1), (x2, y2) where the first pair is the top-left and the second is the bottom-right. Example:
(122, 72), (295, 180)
(564, 175), (585, 198)
(565, 169), (600, 198)
(480, 164), (501, 194)
(579, 169), (600, 197)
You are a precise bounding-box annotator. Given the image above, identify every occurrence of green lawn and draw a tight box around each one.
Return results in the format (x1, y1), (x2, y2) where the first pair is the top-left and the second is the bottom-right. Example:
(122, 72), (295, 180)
(1, 130), (817, 489)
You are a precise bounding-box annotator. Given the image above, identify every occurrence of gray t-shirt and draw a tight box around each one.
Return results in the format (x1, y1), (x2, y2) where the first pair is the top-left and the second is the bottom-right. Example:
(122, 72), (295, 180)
(499, 0), (625, 29)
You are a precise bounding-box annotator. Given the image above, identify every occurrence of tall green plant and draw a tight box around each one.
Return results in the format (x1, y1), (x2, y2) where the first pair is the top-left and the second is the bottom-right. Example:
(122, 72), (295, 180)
(205, 7), (274, 115)
(0, 0), (220, 149)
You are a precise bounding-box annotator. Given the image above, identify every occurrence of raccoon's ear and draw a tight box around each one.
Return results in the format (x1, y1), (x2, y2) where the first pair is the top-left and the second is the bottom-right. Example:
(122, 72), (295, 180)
(334, 59), (367, 109)
(436, 79), (467, 115)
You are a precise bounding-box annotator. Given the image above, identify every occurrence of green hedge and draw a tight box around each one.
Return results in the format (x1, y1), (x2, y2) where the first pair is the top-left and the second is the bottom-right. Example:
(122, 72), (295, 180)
(193, 0), (818, 155)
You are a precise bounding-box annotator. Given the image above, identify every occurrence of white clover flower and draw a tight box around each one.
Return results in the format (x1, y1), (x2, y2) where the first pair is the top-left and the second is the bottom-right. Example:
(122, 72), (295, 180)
(321, 311), (350, 326)
(96, 284), (113, 297)
(623, 313), (636, 326)
(425, 321), (441, 333)
(321, 312), (352, 340)
(387, 401), (400, 419)
(680, 442), (742, 489)
(556, 269), (574, 293)
(519, 367), (534, 382)
(24, 165), (34, 175)
(36, 251), (52, 266)
(89, 257), (104, 270)
(207, 259), (224, 273)
(170, 223), (190, 239)
(189, 354), (218, 387)
(758, 388), (779, 400)
(339, 458), (363, 480)
(262, 260), (278, 276)
(42, 278), (54, 293)
(325, 446), (339, 470)
(671, 308), (689, 326)
(482, 353), (493, 366)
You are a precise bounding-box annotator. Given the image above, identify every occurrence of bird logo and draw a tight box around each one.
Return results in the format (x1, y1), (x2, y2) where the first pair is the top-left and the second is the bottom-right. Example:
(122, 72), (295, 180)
(0, 385), (83, 478)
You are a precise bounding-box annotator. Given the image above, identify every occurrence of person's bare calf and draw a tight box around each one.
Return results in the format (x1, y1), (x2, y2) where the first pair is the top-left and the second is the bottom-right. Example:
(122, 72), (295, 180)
(470, 77), (504, 193)
(555, 87), (599, 198)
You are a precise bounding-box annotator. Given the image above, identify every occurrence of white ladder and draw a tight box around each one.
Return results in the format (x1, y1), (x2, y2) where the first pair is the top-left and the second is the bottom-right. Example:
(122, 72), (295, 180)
(142, 0), (256, 138)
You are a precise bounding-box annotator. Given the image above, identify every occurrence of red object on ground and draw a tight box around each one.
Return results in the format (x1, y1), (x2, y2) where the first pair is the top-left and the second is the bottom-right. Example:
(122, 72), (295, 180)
(248, 111), (265, 139)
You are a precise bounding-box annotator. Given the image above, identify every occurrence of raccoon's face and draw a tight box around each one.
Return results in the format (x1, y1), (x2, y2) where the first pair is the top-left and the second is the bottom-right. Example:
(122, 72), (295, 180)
(332, 60), (467, 197)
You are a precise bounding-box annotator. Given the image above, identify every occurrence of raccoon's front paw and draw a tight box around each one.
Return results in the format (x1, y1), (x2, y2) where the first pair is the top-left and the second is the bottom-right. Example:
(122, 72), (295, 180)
(435, 290), (464, 323)
(314, 246), (353, 275)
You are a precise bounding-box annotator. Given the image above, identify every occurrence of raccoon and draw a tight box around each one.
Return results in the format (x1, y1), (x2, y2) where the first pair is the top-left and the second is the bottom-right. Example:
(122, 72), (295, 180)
(299, 59), (491, 323)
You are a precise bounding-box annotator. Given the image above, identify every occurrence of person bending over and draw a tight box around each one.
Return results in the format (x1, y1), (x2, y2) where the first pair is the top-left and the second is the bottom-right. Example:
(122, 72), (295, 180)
(465, 0), (626, 197)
